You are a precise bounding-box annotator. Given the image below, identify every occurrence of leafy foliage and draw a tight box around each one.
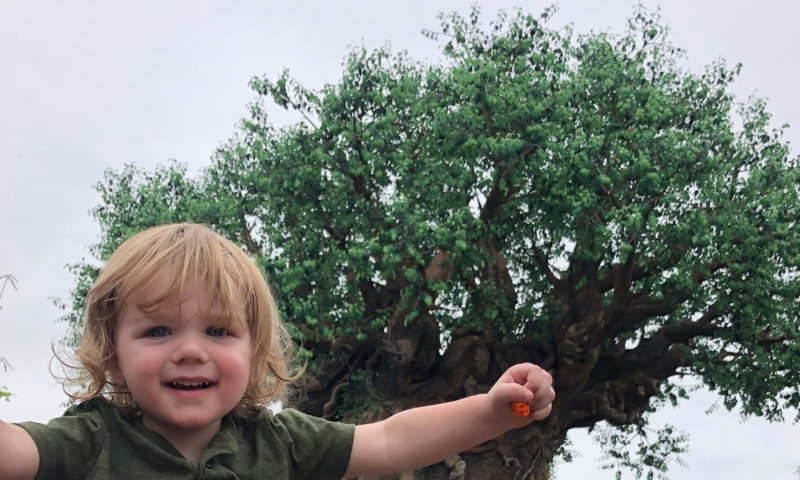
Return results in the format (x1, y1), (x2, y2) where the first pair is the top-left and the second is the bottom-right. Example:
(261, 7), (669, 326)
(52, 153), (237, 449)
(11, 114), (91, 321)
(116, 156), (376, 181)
(60, 5), (799, 479)
(595, 420), (688, 480)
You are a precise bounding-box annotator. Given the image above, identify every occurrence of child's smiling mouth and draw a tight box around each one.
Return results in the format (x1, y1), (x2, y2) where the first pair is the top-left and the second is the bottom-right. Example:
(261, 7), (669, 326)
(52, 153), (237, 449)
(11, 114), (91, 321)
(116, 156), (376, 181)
(166, 380), (216, 390)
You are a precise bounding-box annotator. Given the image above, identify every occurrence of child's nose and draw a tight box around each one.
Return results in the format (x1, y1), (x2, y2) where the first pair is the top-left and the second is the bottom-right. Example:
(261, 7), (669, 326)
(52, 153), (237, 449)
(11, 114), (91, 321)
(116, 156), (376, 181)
(171, 334), (210, 363)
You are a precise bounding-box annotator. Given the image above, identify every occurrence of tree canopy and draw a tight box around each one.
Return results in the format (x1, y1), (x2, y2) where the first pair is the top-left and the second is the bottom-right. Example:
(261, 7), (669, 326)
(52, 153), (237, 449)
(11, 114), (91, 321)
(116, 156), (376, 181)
(62, 6), (799, 479)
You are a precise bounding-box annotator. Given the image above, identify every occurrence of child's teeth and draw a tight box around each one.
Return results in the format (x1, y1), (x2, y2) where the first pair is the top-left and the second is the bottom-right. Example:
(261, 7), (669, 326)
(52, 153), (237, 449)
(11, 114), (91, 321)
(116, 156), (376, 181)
(170, 381), (210, 389)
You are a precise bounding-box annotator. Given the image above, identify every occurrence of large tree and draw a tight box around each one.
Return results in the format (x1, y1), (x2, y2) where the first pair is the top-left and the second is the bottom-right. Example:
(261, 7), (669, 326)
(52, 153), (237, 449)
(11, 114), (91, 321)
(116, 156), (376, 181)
(63, 6), (799, 479)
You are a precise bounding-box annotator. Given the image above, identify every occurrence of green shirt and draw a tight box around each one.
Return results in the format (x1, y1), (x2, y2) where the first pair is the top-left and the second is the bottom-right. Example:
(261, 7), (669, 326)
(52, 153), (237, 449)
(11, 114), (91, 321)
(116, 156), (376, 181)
(18, 397), (354, 480)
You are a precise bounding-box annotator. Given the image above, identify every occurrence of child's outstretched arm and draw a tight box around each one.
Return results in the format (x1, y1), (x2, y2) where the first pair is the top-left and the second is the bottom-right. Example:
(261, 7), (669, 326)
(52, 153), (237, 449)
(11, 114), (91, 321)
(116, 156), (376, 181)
(0, 420), (39, 480)
(344, 363), (554, 478)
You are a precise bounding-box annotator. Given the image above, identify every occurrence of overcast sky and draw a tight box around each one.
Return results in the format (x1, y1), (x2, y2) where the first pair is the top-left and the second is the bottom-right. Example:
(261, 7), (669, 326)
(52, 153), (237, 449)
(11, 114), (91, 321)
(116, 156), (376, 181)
(1, 1), (798, 478)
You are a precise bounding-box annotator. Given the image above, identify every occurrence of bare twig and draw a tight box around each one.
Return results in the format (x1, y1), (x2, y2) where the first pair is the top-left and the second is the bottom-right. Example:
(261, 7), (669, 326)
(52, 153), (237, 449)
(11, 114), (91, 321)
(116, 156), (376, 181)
(0, 274), (19, 311)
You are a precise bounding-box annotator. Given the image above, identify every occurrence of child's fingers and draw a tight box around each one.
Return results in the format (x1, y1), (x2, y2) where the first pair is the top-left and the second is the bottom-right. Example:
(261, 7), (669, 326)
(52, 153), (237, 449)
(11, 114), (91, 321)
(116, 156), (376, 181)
(502, 363), (546, 390)
(494, 381), (535, 404)
(531, 385), (556, 412)
(523, 366), (551, 393)
(530, 403), (552, 421)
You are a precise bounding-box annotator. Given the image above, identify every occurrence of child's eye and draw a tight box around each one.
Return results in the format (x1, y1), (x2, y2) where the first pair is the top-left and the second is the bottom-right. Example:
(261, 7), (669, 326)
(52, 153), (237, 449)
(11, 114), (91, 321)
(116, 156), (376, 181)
(146, 326), (171, 337)
(207, 326), (229, 337)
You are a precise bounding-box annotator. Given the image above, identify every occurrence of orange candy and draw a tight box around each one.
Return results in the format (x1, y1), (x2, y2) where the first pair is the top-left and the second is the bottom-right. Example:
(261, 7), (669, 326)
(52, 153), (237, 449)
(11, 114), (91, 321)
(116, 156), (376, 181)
(511, 401), (530, 417)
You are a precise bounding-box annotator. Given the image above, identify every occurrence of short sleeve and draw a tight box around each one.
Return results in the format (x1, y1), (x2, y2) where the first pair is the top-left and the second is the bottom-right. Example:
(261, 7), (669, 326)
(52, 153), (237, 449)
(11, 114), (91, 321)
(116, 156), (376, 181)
(17, 402), (107, 480)
(272, 409), (355, 480)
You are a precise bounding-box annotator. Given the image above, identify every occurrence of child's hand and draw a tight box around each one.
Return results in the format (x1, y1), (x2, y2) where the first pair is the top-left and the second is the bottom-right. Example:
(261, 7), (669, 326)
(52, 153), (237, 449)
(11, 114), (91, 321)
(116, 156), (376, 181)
(486, 363), (554, 427)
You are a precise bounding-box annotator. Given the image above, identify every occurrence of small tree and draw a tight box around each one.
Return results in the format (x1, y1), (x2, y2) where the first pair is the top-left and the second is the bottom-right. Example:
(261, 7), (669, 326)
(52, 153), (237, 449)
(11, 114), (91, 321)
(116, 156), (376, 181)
(1, 274), (18, 401)
(62, 6), (799, 479)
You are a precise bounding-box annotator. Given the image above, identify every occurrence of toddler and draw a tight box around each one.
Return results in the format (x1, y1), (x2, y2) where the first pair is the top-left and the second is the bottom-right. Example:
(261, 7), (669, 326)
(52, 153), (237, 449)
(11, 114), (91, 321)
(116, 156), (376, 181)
(0, 223), (554, 479)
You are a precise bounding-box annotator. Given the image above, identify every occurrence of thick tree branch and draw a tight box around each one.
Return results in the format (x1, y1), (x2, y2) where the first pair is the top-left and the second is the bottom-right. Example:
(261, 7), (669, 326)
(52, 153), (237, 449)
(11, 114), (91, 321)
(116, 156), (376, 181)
(240, 223), (261, 254)
(599, 255), (730, 340)
(594, 309), (722, 384)
(598, 242), (689, 294)
(755, 326), (796, 347)
(531, 242), (567, 290)
(598, 291), (677, 343)
(479, 167), (514, 222)
(424, 250), (455, 284)
(603, 254), (636, 319)
(598, 262), (650, 293)
(563, 309), (722, 430)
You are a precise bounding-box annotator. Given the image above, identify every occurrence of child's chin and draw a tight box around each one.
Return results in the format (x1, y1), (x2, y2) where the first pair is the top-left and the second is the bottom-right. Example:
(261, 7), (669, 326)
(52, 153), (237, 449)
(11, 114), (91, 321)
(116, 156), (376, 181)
(146, 410), (224, 432)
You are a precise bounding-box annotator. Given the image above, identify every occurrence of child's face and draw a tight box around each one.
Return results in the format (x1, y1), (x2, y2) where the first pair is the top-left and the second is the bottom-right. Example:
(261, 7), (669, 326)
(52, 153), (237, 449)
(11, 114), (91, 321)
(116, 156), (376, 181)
(112, 274), (252, 439)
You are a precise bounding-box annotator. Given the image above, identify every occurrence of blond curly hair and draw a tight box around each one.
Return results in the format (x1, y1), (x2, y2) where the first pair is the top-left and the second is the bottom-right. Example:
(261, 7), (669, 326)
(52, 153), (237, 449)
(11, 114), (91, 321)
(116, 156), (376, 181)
(62, 223), (299, 417)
